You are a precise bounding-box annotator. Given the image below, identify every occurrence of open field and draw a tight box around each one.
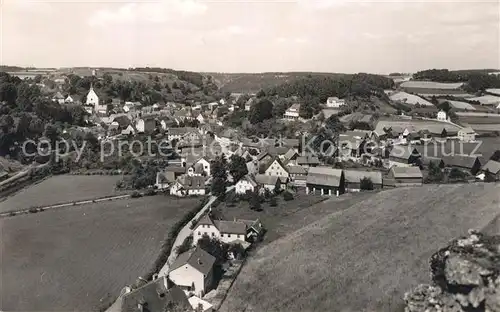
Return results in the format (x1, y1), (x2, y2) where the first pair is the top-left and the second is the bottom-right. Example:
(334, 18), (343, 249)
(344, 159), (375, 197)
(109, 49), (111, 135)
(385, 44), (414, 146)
(215, 192), (374, 244)
(0, 195), (202, 311)
(0, 175), (126, 213)
(389, 91), (433, 106)
(220, 184), (500, 312)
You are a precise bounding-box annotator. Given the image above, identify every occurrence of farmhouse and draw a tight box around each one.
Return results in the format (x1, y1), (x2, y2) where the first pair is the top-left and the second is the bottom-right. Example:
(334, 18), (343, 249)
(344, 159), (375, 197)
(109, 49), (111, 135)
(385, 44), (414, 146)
(254, 174), (280, 193)
(343, 170), (383, 192)
(481, 160), (500, 181)
(155, 166), (186, 189)
(235, 174), (258, 195)
(121, 277), (190, 312)
(264, 158), (289, 178)
(52, 91), (65, 104)
(193, 215), (247, 245)
(245, 98), (255, 111)
(287, 165), (308, 186)
(296, 156), (321, 168)
(284, 103), (301, 120)
(437, 110), (447, 121)
(458, 127), (477, 142)
(326, 97), (345, 108)
(442, 155), (483, 175)
(385, 166), (423, 187)
(388, 146), (421, 167)
(306, 167), (345, 196)
(170, 175), (206, 197)
(168, 247), (215, 297)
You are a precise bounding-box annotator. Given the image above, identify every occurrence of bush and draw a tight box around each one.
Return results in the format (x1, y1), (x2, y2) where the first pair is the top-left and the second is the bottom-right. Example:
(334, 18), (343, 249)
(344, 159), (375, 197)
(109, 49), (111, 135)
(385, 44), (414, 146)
(283, 191), (294, 201)
(360, 177), (374, 190)
(176, 235), (193, 254)
(131, 191), (142, 198)
(144, 189), (157, 196)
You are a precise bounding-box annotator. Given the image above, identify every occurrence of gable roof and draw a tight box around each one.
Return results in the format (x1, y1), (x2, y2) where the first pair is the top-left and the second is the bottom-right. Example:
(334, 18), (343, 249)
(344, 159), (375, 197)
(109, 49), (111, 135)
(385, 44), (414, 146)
(287, 165), (307, 175)
(196, 214), (215, 227)
(443, 155), (482, 169)
(343, 170), (383, 185)
(306, 167), (343, 187)
(459, 127), (476, 135)
(283, 148), (299, 161)
(121, 278), (189, 312)
(254, 174), (279, 186)
(238, 174), (258, 187)
(296, 156), (321, 165)
(263, 157), (289, 173)
(482, 160), (500, 174)
(389, 166), (423, 178)
(168, 247), (215, 275)
(214, 220), (247, 235)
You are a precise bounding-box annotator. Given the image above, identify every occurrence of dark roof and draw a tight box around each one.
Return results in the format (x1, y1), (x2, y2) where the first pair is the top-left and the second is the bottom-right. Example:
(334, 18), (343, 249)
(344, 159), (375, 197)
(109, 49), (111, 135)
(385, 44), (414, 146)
(238, 219), (264, 235)
(121, 278), (189, 312)
(482, 160), (500, 174)
(389, 166), (423, 179)
(306, 167), (343, 187)
(214, 220), (247, 235)
(196, 214), (214, 227)
(163, 166), (186, 173)
(296, 156), (321, 165)
(168, 247), (215, 275)
(254, 174), (279, 186)
(443, 155), (482, 169)
(287, 165), (307, 175)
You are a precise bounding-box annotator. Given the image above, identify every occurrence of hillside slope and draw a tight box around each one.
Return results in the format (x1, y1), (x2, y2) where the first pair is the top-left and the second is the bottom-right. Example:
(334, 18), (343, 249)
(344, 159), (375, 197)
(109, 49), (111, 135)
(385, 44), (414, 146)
(220, 184), (500, 312)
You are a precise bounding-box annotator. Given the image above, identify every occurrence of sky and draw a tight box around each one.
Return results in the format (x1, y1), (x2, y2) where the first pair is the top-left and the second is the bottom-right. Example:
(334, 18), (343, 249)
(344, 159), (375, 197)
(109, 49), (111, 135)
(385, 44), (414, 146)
(1, 0), (499, 74)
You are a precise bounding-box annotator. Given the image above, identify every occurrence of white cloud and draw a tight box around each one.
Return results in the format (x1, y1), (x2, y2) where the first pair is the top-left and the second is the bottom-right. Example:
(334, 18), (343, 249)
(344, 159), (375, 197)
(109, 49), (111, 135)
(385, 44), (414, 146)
(88, 0), (207, 27)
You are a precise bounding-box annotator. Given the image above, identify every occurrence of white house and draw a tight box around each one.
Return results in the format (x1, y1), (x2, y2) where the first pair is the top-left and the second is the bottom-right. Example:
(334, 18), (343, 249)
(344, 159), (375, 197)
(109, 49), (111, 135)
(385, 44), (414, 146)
(52, 92), (65, 104)
(64, 94), (76, 104)
(264, 158), (290, 178)
(254, 174), (280, 193)
(192, 214), (248, 245)
(458, 127), (477, 142)
(235, 174), (258, 195)
(326, 97), (345, 108)
(187, 157), (211, 177)
(437, 110), (447, 121)
(121, 124), (136, 136)
(167, 247), (215, 297)
(284, 103), (300, 120)
(170, 175), (206, 197)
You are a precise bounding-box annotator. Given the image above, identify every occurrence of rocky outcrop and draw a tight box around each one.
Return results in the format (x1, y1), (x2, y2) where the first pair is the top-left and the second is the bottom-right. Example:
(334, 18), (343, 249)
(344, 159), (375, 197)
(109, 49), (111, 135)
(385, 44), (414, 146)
(405, 230), (500, 312)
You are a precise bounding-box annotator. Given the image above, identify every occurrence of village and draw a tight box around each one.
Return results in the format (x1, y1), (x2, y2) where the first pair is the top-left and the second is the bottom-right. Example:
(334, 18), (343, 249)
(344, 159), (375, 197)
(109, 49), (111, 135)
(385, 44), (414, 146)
(2, 67), (500, 312)
(22, 69), (499, 312)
